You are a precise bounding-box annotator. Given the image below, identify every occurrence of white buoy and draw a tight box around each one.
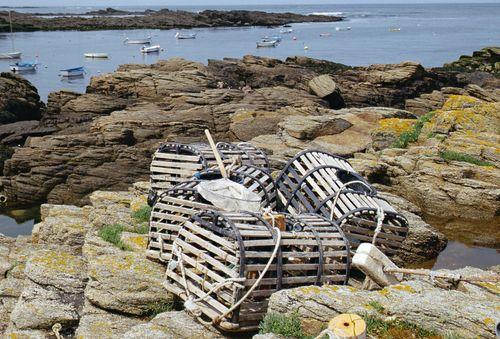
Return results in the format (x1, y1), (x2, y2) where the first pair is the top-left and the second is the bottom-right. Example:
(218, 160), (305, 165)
(352, 243), (403, 287)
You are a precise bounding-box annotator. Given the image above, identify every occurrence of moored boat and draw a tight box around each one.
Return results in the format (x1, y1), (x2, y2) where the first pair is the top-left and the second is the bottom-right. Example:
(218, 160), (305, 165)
(140, 45), (161, 53)
(59, 67), (85, 77)
(124, 36), (152, 44)
(390, 27), (401, 32)
(336, 26), (352, 31)
(0, 51), (22, 59)
(10, 61), (37, 72)
(1, 12), (21, 60)
(256, 40), (278, 48)
(84, 53), (109, 58)
(261, 36), (282, 42)
(280, 28), (293, 34)
(175, 32), (197, 39)
(320, 32), (332, 37)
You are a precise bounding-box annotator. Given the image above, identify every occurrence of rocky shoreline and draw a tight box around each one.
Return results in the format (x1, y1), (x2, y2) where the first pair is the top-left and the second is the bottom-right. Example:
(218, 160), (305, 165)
(0, 9), (341, 32)
(0, 47), (499, 338)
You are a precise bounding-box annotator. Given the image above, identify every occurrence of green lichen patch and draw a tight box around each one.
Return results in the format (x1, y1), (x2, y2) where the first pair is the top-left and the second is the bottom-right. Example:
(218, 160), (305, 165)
(393, 111), (435, 148)
(144, 301), (174, 318)
(364, 314), (439, 338)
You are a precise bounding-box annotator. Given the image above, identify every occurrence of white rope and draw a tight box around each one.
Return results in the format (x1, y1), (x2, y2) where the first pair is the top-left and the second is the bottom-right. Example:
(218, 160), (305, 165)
(52, 323), (62, 339)
(214, 225), (281, 325)
(328, 180), (374, 221)
(372, 202), (385, 245)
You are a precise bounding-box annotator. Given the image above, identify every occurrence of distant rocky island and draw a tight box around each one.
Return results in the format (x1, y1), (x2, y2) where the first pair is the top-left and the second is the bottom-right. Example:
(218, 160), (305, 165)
(0, 8), (341, 32)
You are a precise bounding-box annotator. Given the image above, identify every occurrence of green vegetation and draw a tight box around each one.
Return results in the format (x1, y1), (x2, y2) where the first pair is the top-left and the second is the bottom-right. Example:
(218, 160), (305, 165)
(144, 301), (174, 317)
(259, 313), (311, 339)
(439, 151), (494, 167)
(132, 205), (152, 223)
(393, 111), (435, 148)
(367, 300), (385, 313)
(98, 224), (131, 251)
(134, 223), (149, 234)
(364, 314), (439, 339)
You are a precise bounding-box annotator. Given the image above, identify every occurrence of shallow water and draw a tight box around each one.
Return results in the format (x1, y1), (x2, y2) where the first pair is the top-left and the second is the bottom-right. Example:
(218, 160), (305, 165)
(1, 3), (499, 100)
(0, 207), (40, 237)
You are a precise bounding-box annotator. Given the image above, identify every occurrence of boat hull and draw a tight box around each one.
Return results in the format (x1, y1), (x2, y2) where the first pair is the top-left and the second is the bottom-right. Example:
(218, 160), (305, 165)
(256, 41), (278, 48)
(0, 52), (22, 59)
(10, 65), (36, 72)
(84, 53), (108, 58)
(141, 45), (161, 53)
(125, 38), (151, 44)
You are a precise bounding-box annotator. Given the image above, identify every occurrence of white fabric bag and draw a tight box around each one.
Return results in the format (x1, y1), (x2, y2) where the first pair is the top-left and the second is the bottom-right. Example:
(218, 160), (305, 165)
(197, 178), (261, 212)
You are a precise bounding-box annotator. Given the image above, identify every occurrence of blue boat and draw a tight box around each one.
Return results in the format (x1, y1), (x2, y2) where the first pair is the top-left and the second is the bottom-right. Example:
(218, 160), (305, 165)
(59, 67), (85, 77)
(10, 61), (37, 72)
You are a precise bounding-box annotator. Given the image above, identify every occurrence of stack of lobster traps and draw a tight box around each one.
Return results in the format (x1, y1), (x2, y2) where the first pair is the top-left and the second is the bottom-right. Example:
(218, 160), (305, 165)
(147, 141), (409, 332)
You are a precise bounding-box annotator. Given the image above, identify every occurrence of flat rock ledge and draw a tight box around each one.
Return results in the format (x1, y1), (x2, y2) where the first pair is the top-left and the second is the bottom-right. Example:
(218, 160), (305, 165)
(268, 267), (500, 338)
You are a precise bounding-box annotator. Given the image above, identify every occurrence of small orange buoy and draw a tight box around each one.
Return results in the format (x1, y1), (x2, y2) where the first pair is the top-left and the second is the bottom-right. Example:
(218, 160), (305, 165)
(328, 314), (366, 339)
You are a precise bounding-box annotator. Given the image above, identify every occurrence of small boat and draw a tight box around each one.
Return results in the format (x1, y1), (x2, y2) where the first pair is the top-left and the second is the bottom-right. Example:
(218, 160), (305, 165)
(10, 61), (37, 72)
(175, 32), (197, 39)
(390, 28), (401, 32)
(140, 45), (161, 53)
(261, 36), (282, 42)
(124, 36), (151, 44)
(335, 27), (352, 31)
(59, 67), (85, 77)
(1, 12), (21, 60)
(280, 28), (293, 34)
(256, 40), (278, 48)
(319, 32), (332, 37)
(0, 51), (22, 59)
(84, 53), (108, 58)
(283, 24), (292, 28)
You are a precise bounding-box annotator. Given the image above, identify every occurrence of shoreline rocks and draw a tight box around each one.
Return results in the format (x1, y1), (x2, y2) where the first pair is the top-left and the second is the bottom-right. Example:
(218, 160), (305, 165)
(0, 9), (342, 32)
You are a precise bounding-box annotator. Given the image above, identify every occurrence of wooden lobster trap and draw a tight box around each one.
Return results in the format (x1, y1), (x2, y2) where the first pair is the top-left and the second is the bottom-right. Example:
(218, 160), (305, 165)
(148, 168), (277, 261)
(164, 211), (350, 332)
(150, 142), (269, 193)
(276, 149), (408, 256)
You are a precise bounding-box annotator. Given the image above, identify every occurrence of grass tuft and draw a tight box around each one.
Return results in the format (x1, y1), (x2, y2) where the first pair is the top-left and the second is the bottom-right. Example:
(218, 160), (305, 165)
(393, 111), (435, 148)
(132, 205), (152, 223)
(367, 300), (385, 313)
(98, 224), (131, 251)
(439, 151), (493, 167)
(259, 312), (311, 339)
(144, 301), (174, 317)
(364, 314), (439, 338)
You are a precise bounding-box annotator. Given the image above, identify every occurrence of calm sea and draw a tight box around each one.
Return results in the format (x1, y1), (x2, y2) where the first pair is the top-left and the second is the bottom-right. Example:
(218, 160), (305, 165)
(0, 3), (499, 100)
(0, 3), (499, 269)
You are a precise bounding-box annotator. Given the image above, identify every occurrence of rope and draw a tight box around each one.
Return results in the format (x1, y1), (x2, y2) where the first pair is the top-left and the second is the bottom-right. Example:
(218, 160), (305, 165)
(52, 323), (62, 339)
(328, 180), (384, 245)
(213, 226), (281, 325)
(328, 180), (374, 221)
(384, 267), (500, 283)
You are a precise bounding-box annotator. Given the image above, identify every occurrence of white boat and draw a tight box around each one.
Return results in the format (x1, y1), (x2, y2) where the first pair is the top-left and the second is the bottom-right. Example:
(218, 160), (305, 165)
(256, 40), (278, 48)
(0, 52), (22, 59)
(390, 28), (401, 32)
(319, 32), (332, 37)
(335, 27), (352, 31)
(280, 28), (293, 34)
(140, 45), (161, 53)
(84, 53), (108, 58)
(175, 32), (197, 39)
(60, 67), (85, 77)
(262, 36), (282, 42)
(124, 36), (151, 44)
(0, 12), (21, 60)
(10, 61), (37, 72)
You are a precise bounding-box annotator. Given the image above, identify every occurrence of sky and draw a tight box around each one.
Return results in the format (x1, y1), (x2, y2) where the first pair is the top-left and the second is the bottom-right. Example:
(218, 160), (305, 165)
(1, 0), (499, 6)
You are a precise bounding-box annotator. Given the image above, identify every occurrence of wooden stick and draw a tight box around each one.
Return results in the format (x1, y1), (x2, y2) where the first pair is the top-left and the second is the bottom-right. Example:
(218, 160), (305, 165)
(205, 129), (228, 178)
(384, 267), (500, 283)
